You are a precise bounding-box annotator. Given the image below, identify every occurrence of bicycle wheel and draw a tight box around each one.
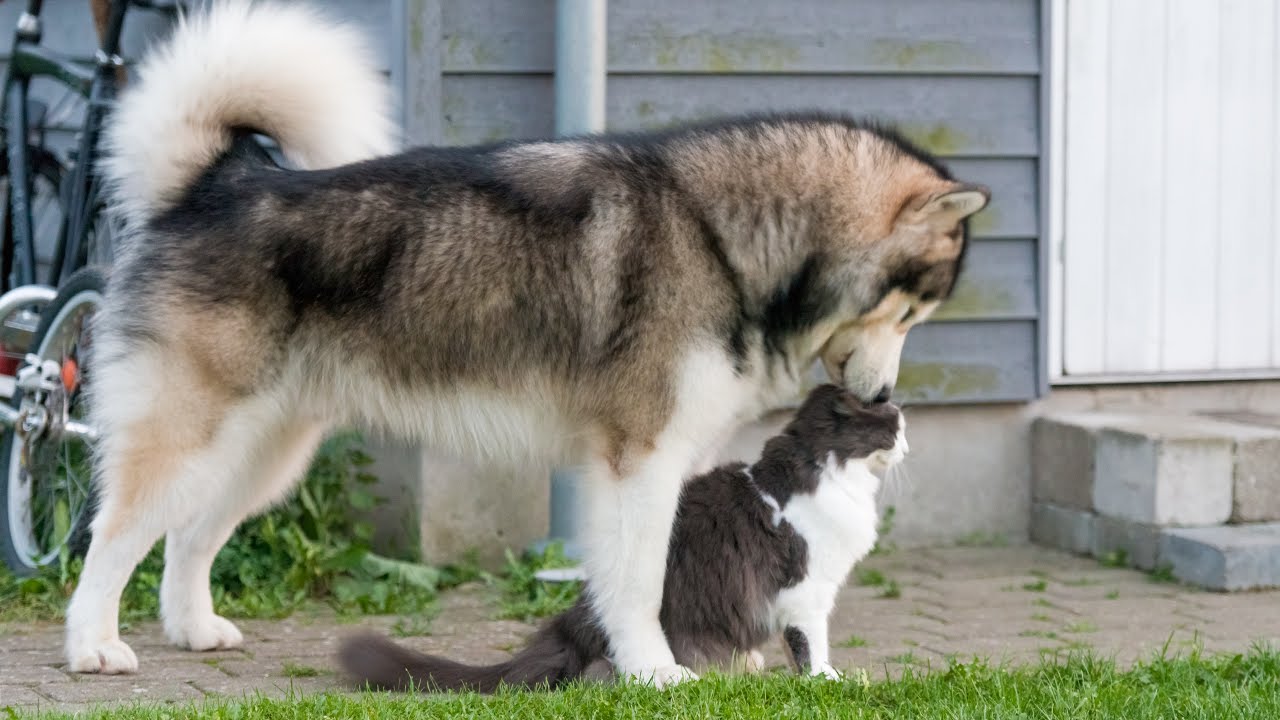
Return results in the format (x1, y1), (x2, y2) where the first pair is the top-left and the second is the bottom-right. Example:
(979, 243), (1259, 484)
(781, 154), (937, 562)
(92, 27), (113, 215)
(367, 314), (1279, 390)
(0, 266), (106, 575)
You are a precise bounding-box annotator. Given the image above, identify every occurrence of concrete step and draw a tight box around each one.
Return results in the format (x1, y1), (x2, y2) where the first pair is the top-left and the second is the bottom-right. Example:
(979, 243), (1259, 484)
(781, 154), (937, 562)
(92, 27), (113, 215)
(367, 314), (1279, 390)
(1033, 412), (1280, 525)
(1030, 411), (1280, 590)
(1161, 523), (1280, 591)
(1033, 505), (1280, 590)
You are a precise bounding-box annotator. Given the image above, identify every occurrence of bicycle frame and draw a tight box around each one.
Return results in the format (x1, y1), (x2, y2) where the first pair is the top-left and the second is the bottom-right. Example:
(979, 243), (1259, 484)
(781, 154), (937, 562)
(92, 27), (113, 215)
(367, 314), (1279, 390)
(2, 0), (130, 293)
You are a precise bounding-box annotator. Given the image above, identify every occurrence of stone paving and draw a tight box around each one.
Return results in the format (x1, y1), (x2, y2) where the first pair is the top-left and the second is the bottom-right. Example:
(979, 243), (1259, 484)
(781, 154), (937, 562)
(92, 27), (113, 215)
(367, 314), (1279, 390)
(3, 545), (1279, 715)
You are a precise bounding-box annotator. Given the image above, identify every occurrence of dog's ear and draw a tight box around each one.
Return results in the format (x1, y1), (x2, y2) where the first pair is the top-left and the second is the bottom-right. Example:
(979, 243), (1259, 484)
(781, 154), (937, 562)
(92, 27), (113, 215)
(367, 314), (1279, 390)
(897, 182), (990, 229)
(914, 183), (990, 226)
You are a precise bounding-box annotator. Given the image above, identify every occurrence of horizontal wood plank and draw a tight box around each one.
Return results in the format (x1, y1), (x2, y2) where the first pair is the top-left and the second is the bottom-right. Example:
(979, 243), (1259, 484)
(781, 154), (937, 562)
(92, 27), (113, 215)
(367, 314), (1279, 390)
(440, 0), (1039, 75)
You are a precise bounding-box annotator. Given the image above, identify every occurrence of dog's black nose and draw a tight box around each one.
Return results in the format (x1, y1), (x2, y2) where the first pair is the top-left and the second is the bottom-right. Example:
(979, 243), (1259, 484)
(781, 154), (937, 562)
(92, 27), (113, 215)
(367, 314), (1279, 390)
(872, 385), (893, 404)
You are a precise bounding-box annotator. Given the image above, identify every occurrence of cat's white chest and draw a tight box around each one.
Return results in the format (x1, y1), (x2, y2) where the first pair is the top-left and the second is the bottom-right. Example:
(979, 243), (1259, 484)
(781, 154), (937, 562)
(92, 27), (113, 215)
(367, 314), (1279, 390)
(766, 453), (882, 635)
(785, 454), (881, 583)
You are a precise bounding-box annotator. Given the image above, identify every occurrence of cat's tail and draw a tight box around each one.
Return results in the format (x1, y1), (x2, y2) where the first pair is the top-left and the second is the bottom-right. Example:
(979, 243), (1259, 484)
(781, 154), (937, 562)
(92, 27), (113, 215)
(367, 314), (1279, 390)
(338, 603), (604, 693)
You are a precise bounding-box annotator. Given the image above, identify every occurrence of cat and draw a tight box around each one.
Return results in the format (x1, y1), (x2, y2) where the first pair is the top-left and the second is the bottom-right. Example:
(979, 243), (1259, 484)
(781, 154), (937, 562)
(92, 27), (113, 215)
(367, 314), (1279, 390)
(337, 383), (907, 691)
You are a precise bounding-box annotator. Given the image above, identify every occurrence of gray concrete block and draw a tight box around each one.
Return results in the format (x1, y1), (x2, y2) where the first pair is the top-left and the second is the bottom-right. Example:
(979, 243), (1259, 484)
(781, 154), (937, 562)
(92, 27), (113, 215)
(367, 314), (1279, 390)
(1031, 414), (1116, 511)
(1092, 515), (1163, 571)
(1030, 502), (1095, 555)
(1160, 523), (1280, 591)
(1092, 417), (1235, 526)
(409, 450), (550, 571)
(1196, 414), (1280, 523)
(1231, 429), (1280, 523)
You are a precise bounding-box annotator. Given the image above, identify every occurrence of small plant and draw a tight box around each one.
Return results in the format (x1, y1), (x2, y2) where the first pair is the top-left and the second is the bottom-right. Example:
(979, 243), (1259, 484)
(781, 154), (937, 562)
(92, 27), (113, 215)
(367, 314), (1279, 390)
(1033, 598), (1054, 608)
(956, 531), (1008, 547)
(281, 662), (323, 678)
(1064, 621), (1099, 634)
(856, 568), (888, 587)
(1099, 549), (1129, 568)
(870, 506), (897, 556)
(1062, 576), (1101, 587)
(392, 612), (437, 638)
(1031, 613), (1053, 623)
(889, 651), (921, 666)
(1022, 579), (1048, 592)
(1150, 565), (1178, 584)
(838, 635), (869, 648)
(1019, 629), (1059, 640)
(878, 579), (902, 599)
(1105, 589), (1121, 599)
(490, 543), (582, 622)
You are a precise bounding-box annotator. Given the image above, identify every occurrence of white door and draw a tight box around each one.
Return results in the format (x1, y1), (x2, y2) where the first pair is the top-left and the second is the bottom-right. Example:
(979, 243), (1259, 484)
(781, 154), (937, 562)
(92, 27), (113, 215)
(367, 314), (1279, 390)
(1054, 0), (1280, 380)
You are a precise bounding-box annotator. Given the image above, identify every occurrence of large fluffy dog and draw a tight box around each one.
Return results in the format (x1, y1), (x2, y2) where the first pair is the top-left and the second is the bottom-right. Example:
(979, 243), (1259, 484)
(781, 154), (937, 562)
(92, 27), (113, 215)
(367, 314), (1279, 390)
(66, 1), (988, 685)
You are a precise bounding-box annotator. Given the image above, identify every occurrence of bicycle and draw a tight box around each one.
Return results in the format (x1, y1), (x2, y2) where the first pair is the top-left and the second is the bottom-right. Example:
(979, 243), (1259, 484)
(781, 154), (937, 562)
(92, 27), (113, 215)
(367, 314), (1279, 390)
(0, 0), (182, 575)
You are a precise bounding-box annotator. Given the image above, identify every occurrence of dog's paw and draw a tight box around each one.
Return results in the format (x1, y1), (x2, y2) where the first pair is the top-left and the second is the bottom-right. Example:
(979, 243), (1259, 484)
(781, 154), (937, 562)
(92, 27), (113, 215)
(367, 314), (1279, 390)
(811, 662), (843, 680)
(67, 638), (138, 674)
(165, 614), (244, 651)
(745, 649), (766, 674)
(623, 663), (699, 689)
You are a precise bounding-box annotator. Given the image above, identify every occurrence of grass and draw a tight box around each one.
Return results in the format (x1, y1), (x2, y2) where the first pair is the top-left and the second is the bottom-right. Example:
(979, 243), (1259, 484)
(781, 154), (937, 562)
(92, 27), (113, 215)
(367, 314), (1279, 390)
(955, 531), (1009, 547)
(868, 506), (897, 556)
(1062, 576), (1101, 587)
(877, 579), (902, 599)
(1099, 549), (1129, 568)
(1022, 579), (1048, 592)
(853, 565), (901, 599)
(14, 646), (1280, 718)
(281, 662), (324, 678)
(838, 635), (869, 648)
(855, 568), (887, 587)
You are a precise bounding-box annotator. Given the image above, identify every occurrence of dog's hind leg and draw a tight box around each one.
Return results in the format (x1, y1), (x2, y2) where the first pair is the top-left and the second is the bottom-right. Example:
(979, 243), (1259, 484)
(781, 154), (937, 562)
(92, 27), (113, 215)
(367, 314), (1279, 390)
(65, 350), (246, 673)
(160, 417), (328, 651)
(64, 343), (307, 672)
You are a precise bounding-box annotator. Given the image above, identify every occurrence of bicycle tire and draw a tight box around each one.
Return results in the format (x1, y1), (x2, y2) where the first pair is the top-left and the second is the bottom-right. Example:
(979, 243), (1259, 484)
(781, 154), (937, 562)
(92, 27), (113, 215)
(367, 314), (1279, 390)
(0, 265), (107, 575)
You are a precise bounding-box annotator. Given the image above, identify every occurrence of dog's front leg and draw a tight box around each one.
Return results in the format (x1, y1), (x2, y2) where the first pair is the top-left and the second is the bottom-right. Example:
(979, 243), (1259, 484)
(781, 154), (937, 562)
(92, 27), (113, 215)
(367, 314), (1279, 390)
(580, 450), (696, 688)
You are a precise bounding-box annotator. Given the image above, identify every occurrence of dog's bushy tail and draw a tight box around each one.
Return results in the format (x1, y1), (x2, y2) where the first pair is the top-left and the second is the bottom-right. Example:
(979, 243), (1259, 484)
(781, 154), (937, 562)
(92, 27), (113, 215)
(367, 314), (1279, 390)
(338, 603), (607, 693)
(101, 0), (396, 229)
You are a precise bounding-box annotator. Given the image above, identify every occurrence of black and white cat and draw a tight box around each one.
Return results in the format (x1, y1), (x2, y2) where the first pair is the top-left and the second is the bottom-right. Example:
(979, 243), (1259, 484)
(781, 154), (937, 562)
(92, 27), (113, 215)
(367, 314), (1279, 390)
(338, 384), (907, 691)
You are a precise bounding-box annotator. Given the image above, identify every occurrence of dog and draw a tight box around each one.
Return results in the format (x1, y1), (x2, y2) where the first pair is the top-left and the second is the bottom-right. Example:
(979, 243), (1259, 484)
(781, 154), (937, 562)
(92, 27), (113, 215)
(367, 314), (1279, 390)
(65, 0), (989, 686)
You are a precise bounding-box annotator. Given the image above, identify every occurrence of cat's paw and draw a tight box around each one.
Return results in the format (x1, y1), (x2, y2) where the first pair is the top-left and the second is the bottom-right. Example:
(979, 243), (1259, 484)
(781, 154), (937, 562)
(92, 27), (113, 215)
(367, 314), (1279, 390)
(811, 662), (843, 680)
(624, 664), (699, 689)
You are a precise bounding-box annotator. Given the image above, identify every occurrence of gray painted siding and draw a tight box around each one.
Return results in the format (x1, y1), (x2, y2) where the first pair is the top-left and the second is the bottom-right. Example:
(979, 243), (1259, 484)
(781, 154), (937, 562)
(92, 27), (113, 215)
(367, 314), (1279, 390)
(418, 0), (1044, 403)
